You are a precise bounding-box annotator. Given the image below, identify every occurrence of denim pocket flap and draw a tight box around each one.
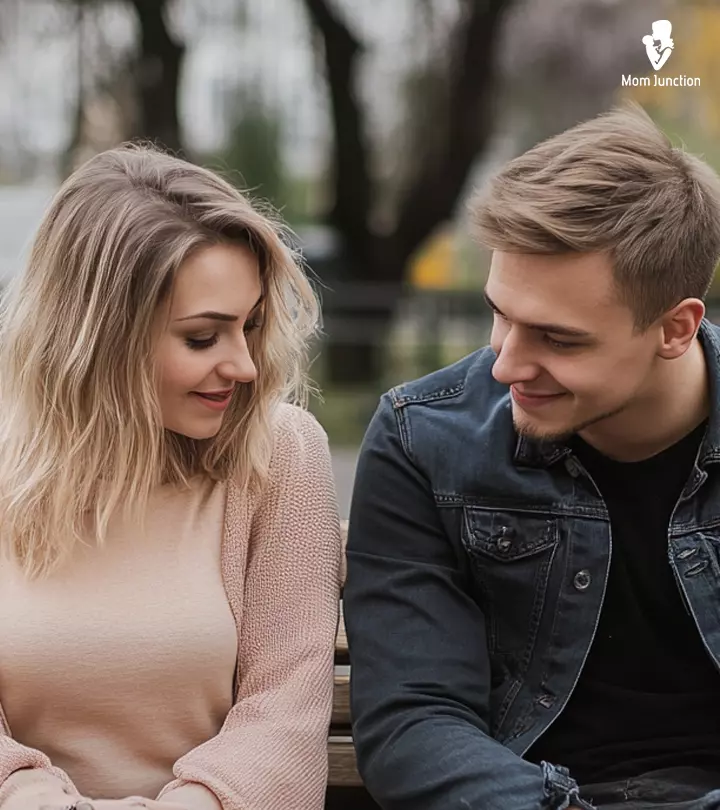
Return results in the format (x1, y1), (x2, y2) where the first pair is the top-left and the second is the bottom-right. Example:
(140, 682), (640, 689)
(463, 508), (559, 562)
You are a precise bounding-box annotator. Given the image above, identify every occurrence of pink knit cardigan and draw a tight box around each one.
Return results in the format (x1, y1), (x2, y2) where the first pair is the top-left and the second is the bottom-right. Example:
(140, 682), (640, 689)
(0, 404), (343, 810)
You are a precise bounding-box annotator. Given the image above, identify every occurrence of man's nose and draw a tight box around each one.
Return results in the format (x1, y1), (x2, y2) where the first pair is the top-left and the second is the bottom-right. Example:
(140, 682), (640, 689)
(491, 330), (539, 386)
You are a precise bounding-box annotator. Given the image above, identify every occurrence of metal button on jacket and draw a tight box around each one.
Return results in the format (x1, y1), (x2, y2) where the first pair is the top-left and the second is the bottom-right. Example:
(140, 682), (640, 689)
(573, 569), (591, 591)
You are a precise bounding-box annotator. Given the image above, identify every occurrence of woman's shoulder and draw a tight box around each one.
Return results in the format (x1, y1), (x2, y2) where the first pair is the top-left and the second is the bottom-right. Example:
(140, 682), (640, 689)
(226, 403), (332, 513)
(242, 403), (336, 520)
(269, 402), (329, 458)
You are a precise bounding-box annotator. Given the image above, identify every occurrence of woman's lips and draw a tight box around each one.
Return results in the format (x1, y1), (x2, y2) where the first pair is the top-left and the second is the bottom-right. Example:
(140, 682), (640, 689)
(192, 391), (232, 411)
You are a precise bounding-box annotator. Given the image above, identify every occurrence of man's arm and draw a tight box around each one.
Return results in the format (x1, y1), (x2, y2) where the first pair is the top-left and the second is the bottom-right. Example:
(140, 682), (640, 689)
(344, 395), (590, 810)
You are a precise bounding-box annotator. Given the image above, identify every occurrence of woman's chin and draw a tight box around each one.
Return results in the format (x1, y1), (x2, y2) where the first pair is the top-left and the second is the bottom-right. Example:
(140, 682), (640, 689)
(164, 420), (223, 440)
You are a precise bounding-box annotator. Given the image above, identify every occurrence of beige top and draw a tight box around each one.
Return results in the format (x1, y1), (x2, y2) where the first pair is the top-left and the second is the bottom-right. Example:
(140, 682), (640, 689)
(0, 404), (343, 810)
(0, 476), (237, 800)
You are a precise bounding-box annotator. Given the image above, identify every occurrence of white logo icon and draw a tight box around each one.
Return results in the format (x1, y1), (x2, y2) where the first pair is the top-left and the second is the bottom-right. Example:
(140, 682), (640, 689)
(642, 20), (674, 71)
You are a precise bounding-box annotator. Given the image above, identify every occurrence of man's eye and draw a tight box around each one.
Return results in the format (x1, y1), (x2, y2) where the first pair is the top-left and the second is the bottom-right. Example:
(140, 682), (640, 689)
(185, 335), (218, 350)
(545, 336), (580, 350)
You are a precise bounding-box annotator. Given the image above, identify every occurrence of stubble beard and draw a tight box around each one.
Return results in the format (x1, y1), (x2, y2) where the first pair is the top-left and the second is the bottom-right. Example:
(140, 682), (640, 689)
(513, 401), (629, 444)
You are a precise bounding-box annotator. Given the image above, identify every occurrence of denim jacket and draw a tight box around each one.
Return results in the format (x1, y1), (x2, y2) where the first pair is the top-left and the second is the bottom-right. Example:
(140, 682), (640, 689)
(343, 319), (720, 810)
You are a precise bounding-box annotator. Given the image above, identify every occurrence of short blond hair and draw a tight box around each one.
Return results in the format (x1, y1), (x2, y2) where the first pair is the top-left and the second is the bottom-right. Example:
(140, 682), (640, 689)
(470, 104), (720, 328)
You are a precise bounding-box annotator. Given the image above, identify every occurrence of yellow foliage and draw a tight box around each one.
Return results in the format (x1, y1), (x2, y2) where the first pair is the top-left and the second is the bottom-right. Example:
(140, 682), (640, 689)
(409, 229), (457, 290)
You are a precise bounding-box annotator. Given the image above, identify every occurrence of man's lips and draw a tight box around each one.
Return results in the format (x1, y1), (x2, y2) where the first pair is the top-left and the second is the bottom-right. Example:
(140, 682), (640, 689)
(511, 386), (566, 408)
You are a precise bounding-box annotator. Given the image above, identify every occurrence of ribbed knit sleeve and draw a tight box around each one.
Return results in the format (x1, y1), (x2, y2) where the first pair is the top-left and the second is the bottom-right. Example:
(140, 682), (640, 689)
(0, 744), (81, 809)
(157, 404), (343, 810)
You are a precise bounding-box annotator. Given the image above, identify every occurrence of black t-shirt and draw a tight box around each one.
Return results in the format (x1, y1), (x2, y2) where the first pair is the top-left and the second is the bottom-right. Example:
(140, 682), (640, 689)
(526, 419), (720, 786)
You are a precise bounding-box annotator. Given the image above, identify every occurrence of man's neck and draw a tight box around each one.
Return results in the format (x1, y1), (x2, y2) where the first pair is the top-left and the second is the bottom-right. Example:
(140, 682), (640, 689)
(579, 338), (710, 463)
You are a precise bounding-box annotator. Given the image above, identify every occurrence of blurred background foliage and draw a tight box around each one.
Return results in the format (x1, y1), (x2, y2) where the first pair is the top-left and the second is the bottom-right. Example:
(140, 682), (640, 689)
(0, 0), (716, 448)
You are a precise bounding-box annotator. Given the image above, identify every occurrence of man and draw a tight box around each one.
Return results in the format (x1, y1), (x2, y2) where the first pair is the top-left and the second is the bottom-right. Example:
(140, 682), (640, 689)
(343, 105), (720, 810)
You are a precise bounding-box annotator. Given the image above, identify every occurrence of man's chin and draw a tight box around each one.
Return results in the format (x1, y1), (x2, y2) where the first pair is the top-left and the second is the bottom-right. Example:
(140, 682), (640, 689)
(512, 401), (627, 443)
(513, 416), (574, 444)
(511, 401), (573, 443)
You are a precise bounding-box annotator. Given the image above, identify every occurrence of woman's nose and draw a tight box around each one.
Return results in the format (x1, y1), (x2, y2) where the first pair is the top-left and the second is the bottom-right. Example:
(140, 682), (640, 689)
(218, 345), (257, 385)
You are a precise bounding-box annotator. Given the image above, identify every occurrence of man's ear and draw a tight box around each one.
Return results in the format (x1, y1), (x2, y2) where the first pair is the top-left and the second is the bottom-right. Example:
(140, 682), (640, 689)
(657, 298), (705, 359)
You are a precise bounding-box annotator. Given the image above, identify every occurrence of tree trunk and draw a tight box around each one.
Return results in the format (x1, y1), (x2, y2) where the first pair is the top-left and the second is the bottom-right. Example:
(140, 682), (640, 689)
(60, 1), (86, 178)
(302, 0), (513, 386)
(127, 0), (185, 154)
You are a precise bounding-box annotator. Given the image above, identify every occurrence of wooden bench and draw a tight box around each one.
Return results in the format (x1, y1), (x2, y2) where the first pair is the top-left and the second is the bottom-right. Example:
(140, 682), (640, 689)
(328, 521), (363, 787)
(324, 524), (383, 808)
(328, 599), (361, 786)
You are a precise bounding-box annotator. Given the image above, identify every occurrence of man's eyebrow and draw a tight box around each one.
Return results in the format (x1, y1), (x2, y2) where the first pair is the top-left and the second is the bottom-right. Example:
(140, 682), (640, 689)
(483, 290), (595, 339)
(174, 296), (263, 323)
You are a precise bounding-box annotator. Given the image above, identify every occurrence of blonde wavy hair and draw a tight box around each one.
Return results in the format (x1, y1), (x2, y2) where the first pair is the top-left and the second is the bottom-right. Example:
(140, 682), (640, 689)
(0, 143), (320, 578)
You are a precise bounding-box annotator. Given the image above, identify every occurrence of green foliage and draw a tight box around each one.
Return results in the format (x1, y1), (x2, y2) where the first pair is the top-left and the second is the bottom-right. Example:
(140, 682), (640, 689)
(212, 88), (318, 226)
(220, 89), (284, 206)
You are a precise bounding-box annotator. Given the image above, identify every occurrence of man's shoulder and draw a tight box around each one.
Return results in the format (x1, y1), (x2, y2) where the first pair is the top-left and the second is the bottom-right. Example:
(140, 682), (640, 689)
(388, 345), (507, 412)
(372, 346), (517, 491)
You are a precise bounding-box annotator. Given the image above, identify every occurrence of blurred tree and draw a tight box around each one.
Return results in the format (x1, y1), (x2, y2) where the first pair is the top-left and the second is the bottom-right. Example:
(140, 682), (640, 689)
(221, 88), (285, 207)
(497, 0), (673, 154)
(60, 0), (88, 178)
(125, 0), (185, 154)
(58, 0), (184, 167)
(208, 79), (321, 225)
(302, 0), (511, 384)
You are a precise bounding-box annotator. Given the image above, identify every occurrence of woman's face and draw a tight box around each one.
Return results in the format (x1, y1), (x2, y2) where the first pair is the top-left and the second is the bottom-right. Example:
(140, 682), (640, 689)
(153, 241), (263, 439)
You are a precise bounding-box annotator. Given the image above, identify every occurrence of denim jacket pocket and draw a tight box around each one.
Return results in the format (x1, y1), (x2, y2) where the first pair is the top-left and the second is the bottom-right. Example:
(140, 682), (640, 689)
(462, 507), (560, 662)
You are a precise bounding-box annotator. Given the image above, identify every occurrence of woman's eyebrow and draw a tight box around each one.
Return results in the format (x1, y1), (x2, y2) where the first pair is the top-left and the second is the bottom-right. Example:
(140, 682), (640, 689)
(174, 295), (264, 323)
(175, 311), (237, 323)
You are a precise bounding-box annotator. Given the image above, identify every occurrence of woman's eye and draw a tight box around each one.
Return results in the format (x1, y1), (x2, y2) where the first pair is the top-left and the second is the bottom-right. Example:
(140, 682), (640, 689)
(243, 318), (263, 334)
(185, 334), (218, 351)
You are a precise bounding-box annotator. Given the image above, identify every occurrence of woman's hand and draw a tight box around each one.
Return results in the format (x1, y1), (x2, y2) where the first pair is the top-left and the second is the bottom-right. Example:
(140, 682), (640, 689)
(37, 801), (144, 810)
(38, 799), (191, 810)
(92, 801), (190, 810)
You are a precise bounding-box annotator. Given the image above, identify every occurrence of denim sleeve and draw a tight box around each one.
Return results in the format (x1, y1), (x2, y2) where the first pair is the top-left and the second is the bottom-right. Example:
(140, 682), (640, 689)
(343, 395), (591, 810)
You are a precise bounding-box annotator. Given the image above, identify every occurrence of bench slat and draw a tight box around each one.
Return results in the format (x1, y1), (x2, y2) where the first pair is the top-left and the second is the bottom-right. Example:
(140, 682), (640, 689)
(328, 524), (360, 788)
(328, 736), (363, 786)
(331, 671), (350, 727)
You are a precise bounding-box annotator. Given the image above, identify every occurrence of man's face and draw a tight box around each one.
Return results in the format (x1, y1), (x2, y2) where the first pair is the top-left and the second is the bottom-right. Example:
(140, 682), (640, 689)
(486, 251), (662, 442)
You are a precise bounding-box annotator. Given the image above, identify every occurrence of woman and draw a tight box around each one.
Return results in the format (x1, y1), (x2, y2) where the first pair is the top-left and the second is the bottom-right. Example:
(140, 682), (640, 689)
(0, 144), (343, 810)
